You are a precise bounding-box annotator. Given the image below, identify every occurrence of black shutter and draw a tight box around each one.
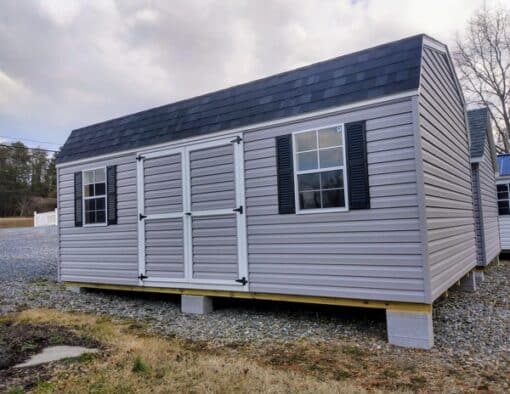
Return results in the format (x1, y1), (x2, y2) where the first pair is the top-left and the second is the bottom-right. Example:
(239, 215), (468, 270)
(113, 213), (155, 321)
(107, 165), (117, 225)
(346, 121), (370, 210)
(74, 172), (83, 227)
(276, 134), (295, 214)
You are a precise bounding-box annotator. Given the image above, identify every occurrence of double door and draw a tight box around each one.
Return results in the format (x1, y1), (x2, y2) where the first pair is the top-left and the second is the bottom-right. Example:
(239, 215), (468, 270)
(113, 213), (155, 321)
(137, 136), (247, 290)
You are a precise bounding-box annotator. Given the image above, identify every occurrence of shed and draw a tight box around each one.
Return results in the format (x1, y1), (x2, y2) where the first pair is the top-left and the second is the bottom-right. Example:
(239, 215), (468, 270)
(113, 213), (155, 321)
(468, 108), (501, 273)
(496, 154), (510, 251)
(56, 34), (478, 349)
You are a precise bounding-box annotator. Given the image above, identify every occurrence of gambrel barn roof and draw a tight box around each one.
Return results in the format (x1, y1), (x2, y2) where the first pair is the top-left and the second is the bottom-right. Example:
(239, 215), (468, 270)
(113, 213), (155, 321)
(57, 34), (430, 164)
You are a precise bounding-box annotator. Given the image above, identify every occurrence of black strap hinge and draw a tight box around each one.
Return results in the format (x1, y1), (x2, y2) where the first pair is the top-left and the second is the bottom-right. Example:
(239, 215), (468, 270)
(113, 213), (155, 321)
(230, 136), (242, 144)
(233, 206), (243, 214)
(136, 155), (145, 161)
(138, 273), (148, 280)
(235, 277), (248, 285)
(139, 213), (147, 220)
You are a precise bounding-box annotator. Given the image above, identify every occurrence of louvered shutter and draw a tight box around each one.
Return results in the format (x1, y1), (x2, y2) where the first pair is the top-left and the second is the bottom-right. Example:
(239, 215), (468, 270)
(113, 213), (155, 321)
(107, 165), (117, 225)
(276, 134), (296, 214)
(74, 172), (83, 227)
(346, 121), (370, 210)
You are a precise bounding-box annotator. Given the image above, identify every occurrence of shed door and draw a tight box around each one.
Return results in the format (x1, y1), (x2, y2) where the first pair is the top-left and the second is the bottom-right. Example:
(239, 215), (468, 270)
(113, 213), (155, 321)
(141, 152), (185, 280)
(137, 135), (248, 290)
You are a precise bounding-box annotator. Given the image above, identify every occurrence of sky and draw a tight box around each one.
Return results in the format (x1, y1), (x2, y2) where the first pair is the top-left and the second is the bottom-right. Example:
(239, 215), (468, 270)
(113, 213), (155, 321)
(0, 0), (497, 151)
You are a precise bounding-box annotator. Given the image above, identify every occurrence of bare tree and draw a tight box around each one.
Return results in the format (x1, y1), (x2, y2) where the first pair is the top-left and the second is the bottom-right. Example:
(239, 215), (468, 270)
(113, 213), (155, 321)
(454, 4), (510, 152)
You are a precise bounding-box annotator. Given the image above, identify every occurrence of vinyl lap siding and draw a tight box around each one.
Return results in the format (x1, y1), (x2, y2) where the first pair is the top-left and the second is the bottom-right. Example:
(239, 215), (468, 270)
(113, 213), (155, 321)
(243, 99), (425, 303)
(58, 153), (139, 285)
(145, 218), (184, 278)
(478, 143), (500, 264)
(471, 165), (484, 265)
(498, 216), (510, 250)
(144, 154), (182, 215)
(419, 46), (476, 300)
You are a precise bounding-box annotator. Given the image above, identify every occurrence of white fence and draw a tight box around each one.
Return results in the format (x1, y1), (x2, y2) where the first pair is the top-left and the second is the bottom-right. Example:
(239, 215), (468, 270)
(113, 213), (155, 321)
(34, 209), (58, 227)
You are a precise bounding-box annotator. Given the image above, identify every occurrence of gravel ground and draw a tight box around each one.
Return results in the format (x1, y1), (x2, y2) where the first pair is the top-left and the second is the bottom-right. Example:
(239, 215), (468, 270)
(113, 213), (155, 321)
(0, 226), (509, 366)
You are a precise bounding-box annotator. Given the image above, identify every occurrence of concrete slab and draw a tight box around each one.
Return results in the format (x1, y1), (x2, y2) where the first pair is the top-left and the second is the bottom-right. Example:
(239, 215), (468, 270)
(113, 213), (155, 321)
(386, 310), (434, 349)
(181, 295), (213, 314)
(474, 270), (485, 285)
(14, 346), (98, 368)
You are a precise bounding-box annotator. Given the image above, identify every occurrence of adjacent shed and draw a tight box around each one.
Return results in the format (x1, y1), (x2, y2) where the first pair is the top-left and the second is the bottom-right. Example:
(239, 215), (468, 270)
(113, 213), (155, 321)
(56, 34), (478, 349)
(468, 108), (501, 268)
(496, 154), (510, 251)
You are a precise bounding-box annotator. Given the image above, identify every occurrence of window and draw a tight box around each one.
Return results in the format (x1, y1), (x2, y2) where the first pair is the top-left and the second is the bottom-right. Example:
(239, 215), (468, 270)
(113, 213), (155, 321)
(293, 125), (347, 212)
(497, 183), (510, 215)
(83, 168), (107, 225)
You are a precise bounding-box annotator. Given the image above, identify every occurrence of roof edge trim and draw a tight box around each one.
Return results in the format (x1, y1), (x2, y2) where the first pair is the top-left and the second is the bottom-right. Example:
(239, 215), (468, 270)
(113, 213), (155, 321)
(57, 89), (419, 168)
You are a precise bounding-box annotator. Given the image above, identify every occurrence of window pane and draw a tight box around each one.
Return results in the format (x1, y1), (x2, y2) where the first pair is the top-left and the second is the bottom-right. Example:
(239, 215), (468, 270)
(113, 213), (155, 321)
(497, 184), (507, 193)
(83, 170), (94, 185)
(322, 189), (345, 208)
(85, 211), (95, 224)
(321, 170), (343, 189)
(299, 191), (321, 209)
(96, 210), (106, 223)
(95, 183), (106, 196)
(497, 191), (509, 200)
(84, 184), (95, 197)
(95, 168), (106, 183)
(295, 131), (317, 152)
(85, 199), (96, 211)
(96, 197), (105, 210)
(498, 201), (510, 215)
(297, 151), (318, 171)
(318, 127), (343, 148)
(298, 173), (320, 191)
(319, 147), (342, 168)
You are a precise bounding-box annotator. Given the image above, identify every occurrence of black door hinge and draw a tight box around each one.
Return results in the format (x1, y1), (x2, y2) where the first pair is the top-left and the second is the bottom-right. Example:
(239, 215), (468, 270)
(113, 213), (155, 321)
(235, 277), (248, 285)
(233, 206), (243, 214)
(136, 155), (145, 161)
(138, 273), (148, 280)
(230, 136), (242, 144)
(185, 212), (192, 216)
(139, 213), (147, 220)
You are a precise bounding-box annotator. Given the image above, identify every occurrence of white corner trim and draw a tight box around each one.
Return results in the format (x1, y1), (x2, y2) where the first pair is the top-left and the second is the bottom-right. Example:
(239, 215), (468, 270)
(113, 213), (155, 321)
(422, 36), (447, 53)
(56, 90), (419, 169)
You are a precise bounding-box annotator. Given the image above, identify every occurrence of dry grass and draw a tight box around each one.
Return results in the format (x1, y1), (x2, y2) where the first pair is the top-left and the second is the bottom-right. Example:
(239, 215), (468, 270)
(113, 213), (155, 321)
(8, 309), (508, 393)
(13, 309), (384, 394)
(0, 217), (34, 228)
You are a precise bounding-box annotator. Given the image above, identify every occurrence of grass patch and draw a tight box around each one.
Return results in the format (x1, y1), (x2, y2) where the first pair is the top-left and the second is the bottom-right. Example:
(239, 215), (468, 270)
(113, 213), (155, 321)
(132, 356), (151, 374)
(12, 309), (377, 394)
(0, 217), (33, 228)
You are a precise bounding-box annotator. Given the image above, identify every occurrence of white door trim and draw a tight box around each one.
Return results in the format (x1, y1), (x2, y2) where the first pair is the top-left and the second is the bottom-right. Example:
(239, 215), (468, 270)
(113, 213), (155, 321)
(137, 133), (248, 291)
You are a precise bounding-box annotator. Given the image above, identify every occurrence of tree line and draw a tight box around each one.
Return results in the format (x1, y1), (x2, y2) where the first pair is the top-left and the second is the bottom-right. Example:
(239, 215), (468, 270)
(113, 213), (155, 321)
(0, 142), (57, 217)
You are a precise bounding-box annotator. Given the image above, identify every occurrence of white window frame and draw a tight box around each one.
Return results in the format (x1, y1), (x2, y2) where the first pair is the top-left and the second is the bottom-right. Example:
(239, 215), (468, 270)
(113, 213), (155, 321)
(292, 124), (349, 214)
(82, 166), (108, 227)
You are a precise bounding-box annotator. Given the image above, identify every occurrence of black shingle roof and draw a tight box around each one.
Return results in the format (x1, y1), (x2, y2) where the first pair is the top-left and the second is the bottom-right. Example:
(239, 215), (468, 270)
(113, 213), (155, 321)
(57, 34), (426, 163)
(468, 107), (490, 159)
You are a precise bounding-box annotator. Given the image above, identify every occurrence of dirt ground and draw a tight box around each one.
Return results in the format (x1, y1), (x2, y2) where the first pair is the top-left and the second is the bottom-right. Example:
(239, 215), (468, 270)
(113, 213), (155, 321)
(1, 309), (508, 393)
(0, 317), (101, 392)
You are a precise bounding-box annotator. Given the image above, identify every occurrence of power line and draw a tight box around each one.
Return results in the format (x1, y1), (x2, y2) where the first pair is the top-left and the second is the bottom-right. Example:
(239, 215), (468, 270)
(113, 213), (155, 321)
(0, 135), (62, 146)
(0, 144), (58, 153)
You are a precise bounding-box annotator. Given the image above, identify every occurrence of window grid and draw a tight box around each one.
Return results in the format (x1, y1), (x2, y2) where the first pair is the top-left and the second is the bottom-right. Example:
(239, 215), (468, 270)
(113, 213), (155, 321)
(83, 168), (107, 225)
(293, 125), (347, 212)
(497, 183), (510, 215)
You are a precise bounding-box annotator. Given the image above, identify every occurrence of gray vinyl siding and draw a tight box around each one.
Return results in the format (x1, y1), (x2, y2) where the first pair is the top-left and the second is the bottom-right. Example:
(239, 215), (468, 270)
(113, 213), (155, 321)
(190, 144), (236, 211)
(192, 215), (239, 280)
(477, 142), (500, 264)
(58, 153), (139, 285)
(471, 165), (484, 264)
(418, 45), (477, 300)
(144, 154), (182, 215)
(243, 98), (426, 303)
(145, 218), (184, 278)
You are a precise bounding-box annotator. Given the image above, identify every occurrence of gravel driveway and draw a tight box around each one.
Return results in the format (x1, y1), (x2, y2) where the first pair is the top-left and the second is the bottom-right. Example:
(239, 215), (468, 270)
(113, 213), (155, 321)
(0, 227), (509, 367)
